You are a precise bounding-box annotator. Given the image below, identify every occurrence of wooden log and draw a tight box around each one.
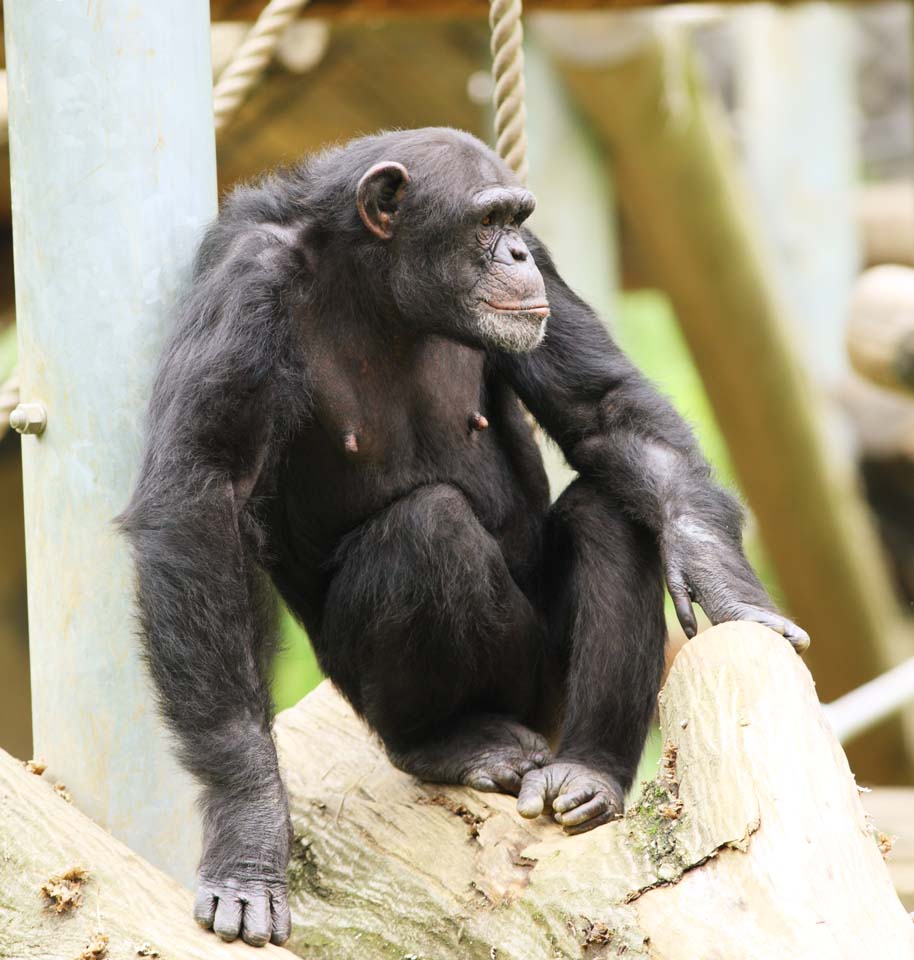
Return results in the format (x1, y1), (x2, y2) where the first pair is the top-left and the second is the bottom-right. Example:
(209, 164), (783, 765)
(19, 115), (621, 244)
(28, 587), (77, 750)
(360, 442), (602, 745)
(274, 622), (914, 959)
(2, 623), (912, 957)
(848, 265), (914, 395)
(0, 750), (298, 959)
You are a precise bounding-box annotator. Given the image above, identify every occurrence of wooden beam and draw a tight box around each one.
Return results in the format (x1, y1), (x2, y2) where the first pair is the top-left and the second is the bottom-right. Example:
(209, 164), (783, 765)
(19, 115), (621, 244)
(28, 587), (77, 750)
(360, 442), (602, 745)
(209, 0), (876, 19)
(542, 20), (914, 783)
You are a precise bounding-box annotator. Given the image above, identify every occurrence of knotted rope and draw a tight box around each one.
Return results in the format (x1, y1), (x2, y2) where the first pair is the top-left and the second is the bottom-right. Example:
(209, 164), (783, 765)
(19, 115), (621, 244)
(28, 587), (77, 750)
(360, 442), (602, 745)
(213, 0), (313, 131)
(489, 0), (529, 184)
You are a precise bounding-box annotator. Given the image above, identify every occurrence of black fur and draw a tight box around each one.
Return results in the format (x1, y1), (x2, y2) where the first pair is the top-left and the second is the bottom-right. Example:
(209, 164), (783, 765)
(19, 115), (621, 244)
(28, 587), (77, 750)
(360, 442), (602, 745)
(120, 128), (806, 946)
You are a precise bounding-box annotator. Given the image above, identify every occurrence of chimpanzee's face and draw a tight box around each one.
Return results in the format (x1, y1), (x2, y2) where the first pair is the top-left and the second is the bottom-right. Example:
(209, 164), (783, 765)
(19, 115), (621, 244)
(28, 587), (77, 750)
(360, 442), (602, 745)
(355, 156), (550, 353)
(462, 186), (548, 352)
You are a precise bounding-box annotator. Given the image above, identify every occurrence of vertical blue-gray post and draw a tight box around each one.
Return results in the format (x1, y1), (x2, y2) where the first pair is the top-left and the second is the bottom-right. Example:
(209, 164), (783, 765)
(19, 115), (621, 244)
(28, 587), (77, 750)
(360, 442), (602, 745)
(5, 0), (217, 884)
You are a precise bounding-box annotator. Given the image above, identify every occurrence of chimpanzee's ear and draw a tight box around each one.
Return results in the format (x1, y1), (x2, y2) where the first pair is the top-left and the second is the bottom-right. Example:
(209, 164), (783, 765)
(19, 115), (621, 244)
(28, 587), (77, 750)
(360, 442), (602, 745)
(356, 162), (410, 240)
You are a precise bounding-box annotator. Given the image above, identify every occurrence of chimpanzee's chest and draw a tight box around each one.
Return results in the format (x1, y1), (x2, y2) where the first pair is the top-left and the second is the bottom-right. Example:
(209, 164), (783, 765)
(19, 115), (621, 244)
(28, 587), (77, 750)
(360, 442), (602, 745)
(307, 333), (490, 464)
(276, 334), (539, 558)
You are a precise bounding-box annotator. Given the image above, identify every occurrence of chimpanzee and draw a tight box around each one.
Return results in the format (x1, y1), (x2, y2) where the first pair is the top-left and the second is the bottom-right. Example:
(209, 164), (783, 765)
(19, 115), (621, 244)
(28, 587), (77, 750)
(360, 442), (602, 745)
(120, 127), (808, 946)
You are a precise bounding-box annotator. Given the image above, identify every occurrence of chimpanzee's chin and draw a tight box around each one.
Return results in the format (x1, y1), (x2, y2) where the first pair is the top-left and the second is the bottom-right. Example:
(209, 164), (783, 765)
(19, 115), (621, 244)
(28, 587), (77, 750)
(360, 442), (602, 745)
(476, 310), (547, 353)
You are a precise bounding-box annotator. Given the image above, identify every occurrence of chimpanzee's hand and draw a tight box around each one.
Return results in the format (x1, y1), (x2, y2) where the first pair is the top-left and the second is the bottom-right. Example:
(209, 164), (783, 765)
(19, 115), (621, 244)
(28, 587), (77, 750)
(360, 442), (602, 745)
(662, 516), (810, 653)
(193, 792), (293, 947)
(516, 761), (624, 834)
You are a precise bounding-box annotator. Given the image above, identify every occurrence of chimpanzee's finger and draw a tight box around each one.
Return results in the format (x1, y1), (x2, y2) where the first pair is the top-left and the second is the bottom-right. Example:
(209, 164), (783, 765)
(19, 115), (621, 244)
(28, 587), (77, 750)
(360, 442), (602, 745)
(562, 808), (618, 835)
(193, 886), (217, 930)
(516, 769), (548, 819)
(778, 618), (811, 654)
(730, 605), (811, 655)
(270, 888), (292, 945)
(552, 784), (596, 815)
(213, 893), (243, 942)
(667, 579), (697, 638)
(466, 774), (499, 792)
(554, 793), (608, 827)
(241, 893), (271, 947)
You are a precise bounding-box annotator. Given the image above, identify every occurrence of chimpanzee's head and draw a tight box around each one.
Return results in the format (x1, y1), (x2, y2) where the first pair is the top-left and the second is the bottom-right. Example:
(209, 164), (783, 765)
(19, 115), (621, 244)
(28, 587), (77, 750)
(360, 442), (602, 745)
(353, 128), (549, 353)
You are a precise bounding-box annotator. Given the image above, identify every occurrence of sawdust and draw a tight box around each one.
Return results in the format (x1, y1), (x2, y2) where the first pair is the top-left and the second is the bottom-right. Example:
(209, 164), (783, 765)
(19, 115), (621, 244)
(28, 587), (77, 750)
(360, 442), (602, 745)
(876, 830), (895, 858)
(75, 929), (108, 960)
(54, 782), (73, 803)
(40, 866), (89, 913)
(24, 757), (47, 776)
(581, 917), (614, 950)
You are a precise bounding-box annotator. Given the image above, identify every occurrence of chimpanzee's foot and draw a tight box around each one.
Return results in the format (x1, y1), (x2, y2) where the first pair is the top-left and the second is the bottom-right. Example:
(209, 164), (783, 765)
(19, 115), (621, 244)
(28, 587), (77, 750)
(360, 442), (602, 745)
(516, 761), (624, 834)
(194, 873), (291, 947)
(388, 714), (551, 796)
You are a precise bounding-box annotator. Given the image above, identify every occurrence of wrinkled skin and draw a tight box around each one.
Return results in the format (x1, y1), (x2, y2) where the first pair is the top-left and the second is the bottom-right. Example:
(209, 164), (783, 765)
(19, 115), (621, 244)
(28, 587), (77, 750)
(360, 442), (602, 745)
(122, 128), (806, 945)
(518, 762), (625, 834)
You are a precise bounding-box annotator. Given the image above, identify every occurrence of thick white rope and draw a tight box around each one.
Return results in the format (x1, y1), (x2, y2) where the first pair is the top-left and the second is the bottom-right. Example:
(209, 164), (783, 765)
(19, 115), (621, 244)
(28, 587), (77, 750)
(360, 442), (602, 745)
(213, 0), (313, 132)
(489, 0), (529, 184)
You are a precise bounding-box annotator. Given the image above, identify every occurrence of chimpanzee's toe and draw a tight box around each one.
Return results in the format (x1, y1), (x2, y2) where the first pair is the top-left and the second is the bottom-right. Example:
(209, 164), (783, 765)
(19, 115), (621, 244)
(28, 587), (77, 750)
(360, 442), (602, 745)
(517, 761), (624, 833)
(463, 723), (551, 796)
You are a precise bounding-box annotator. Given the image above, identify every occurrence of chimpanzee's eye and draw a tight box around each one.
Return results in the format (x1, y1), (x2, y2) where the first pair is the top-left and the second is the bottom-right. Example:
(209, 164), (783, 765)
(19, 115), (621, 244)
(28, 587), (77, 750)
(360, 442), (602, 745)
(481, 215), (492, 227)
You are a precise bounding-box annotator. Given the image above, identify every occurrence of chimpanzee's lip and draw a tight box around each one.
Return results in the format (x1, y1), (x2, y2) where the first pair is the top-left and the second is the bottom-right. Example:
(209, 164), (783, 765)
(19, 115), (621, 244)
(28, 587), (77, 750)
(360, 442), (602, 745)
(484, 301), (550, 319)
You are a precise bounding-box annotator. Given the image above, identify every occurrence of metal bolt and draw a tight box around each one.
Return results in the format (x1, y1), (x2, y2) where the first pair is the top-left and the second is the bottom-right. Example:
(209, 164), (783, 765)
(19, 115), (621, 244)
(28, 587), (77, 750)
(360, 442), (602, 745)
(10, 402), (47, 436)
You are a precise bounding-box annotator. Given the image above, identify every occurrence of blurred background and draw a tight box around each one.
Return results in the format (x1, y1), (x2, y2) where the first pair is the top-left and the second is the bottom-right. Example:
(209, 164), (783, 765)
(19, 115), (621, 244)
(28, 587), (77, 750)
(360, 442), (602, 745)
(3, 0), (914, 870)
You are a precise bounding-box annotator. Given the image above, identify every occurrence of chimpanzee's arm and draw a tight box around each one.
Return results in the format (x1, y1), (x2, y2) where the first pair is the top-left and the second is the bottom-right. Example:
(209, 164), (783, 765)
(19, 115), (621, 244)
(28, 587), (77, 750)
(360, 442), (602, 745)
(119, 220), (309, 946)
(497, 233), (808, 650)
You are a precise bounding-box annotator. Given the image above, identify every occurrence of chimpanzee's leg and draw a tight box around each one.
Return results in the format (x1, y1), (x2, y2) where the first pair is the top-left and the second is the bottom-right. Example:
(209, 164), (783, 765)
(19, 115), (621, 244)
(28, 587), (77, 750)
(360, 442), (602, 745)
(517, 479), (666, 833)
(314, 483), (551, 794)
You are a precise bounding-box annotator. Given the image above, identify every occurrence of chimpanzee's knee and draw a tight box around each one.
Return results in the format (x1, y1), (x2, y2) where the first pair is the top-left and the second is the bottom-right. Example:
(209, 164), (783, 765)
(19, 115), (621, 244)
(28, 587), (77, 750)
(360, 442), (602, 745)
(315, 484), (542, 745)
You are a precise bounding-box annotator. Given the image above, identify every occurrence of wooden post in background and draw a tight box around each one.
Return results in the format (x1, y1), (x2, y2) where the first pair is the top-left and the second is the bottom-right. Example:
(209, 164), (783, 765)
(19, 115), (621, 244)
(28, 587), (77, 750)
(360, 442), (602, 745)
(536, 13), (914, 781)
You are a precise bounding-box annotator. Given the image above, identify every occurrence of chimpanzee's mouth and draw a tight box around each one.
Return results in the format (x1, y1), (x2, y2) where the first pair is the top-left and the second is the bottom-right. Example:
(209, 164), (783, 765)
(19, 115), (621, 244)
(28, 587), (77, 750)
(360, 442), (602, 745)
(476, 300), (549, 353)
(484, 301), (550, 320)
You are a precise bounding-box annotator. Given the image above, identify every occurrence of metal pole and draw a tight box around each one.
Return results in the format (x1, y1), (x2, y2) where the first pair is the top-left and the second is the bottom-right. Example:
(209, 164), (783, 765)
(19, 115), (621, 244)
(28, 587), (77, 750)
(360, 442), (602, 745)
(5, 0), (217, 884)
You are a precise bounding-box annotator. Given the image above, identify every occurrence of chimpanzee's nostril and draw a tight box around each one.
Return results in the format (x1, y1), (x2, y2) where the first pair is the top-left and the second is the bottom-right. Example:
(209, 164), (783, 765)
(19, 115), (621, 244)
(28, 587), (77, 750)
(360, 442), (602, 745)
(510, 247), (527, 262)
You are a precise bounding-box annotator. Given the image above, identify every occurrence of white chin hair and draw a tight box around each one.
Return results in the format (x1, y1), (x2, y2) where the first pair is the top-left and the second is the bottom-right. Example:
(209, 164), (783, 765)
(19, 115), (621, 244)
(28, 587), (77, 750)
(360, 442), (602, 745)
(476, 311), (547, 353)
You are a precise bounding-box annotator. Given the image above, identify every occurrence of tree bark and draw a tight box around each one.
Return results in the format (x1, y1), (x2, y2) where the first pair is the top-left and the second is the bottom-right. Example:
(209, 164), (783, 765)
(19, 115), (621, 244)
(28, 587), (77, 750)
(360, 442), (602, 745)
(276, 623), (914, 959)
(3, 623), (912, 958)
